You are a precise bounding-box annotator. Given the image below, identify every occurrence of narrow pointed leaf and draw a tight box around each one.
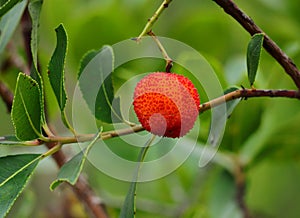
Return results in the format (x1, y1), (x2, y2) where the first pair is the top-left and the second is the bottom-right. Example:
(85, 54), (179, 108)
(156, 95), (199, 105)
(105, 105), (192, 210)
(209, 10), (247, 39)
(78, 46), (123, 123)
(29, 0), (45, 125)
(0, 0), (26, 54)
(12, 73), (42, 140)
(50, 131), (102, 190)
(247, 33), (264, 86)
(28, 0), (43, 69)
(78, 50), (98, 77)
(48, 24), (67, 111)
(120, 137), (153, 218)
(0, 154), (41, 218)
(120, 180), (137, 218)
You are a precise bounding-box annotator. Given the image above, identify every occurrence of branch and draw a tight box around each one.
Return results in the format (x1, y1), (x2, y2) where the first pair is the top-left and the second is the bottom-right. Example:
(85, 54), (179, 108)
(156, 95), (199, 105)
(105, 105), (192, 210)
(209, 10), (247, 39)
(233, 159), (251, 218)
(135, 0), (173, 42)
(213, 0), (300, 89)
(27, 88), (300, 146)
(200, 88), (300, 112)
(0, 82), (13, 112)
(7, 42), (31, 75)
(148, 31), (173, 72)
(21, 7), (33, 70)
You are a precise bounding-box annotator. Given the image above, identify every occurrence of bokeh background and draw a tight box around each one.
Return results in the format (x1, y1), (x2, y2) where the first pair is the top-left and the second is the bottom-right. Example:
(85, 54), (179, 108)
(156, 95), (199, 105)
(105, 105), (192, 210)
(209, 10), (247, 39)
(1, 0), (300, 217)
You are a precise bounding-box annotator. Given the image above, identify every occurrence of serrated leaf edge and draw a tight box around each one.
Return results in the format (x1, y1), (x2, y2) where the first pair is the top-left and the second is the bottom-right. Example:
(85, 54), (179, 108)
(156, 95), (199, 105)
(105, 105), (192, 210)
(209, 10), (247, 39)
(0, 0), (21, 17)
(48, 24), (68, 111)
(50, 129), (102, 190)
(0, 154), (40, 217)
(0, 154), (41, 187)
(11, 73), (43, 140)
(78, 46), (124, 124)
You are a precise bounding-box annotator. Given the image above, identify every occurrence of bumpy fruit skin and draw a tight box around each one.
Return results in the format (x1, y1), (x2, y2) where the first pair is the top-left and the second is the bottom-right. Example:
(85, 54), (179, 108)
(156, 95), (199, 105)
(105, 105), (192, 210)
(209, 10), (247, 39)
(133, 72), (200, 138)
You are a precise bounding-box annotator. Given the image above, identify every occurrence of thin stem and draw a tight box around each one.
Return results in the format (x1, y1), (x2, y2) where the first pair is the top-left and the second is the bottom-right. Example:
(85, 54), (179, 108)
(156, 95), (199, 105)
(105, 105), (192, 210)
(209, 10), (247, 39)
(18, 89), (300, 146)
(0, 82), (13, 112)
(199, 88), (300, 113)
(43, 125), (145, 145)
(41, 143), (63, 159)
(213, 0), (300, 89)
(148, 31), (173, 72)
(135, 0), (173, 42)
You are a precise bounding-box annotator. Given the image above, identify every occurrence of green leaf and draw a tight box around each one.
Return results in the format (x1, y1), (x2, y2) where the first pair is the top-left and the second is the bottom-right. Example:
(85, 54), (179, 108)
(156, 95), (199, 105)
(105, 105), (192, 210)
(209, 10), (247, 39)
(247, 33), (264, 86)
(78, 46), (123, 124)
(78, 50), (98, 78)
(0, 135), (24, 146)
(29, 0), (46, 126)
(120, 178), (138, 218)
(0, 135), (38, 146)
(48, 24), (68, 111)
(28, 0), (43, 69)
(0, 0), (26, 54)
(50, 131), (102, 190)
(119, 137), (154, 218)
(224, 86), (241, 118)
(0, 154), (40, 218)
(209, 170), (242, 218)
(0, 0), (22, 17)
(11, 73), (42, 141)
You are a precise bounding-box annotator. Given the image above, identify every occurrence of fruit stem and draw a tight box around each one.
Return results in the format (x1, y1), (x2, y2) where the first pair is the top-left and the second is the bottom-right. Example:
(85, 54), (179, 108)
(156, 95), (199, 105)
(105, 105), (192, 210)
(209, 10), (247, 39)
(148, 30), (173, 72)
(135, 0), (173, 42)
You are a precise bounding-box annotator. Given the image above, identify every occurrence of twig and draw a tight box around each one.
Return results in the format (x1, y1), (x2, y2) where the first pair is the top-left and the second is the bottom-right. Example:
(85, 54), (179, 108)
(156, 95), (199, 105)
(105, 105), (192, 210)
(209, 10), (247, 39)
(200, 88), (300, 112)
(0, 82), (13, 112)
(6, 42), (31, 75)
(212, 0), (300, 89)
(148, 31), (173, 72)
(45, 124), (144, 145)
(233, 158), (251, 218)
(2, 88), (299, 147)
(18, 89), (300, 146)
(21, 7), (33, 70)
(135, 0), (173, 42)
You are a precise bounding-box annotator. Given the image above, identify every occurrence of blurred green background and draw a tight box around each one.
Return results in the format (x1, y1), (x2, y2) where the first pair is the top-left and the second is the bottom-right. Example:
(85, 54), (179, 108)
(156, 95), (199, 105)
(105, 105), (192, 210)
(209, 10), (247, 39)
(1, 0), (300, 217)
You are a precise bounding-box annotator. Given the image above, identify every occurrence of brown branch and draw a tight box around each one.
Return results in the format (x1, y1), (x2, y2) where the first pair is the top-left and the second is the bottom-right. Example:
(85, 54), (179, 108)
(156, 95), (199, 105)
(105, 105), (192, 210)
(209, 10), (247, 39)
(213, 0), (300, 89)
(24, 89), (300, 147)
(200, 88), (300, 112)
(21, 7), (33, 71)
(233, 160), (251, 218)
(7, 42), (31, 75)
(0, 82), (13, 112)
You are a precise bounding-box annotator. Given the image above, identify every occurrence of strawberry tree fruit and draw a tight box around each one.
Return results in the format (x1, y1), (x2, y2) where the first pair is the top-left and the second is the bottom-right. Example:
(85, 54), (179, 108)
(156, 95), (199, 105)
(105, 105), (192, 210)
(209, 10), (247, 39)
(133, 72), (200, 138)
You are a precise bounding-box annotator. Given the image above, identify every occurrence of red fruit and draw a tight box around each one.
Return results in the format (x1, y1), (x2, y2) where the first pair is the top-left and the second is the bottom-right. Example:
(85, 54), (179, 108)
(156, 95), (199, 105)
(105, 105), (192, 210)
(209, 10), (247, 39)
(133, 72), (200, 138)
